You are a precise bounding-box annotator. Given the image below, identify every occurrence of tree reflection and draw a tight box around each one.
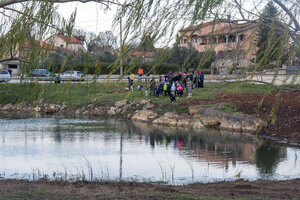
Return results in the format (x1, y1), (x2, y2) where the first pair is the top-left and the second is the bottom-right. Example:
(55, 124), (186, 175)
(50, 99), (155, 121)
(255, 144), (282, 176)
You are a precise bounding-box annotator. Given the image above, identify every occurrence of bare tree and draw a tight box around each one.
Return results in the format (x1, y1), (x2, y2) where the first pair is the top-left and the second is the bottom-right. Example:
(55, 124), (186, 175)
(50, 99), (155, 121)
(87, 31), (117, 52)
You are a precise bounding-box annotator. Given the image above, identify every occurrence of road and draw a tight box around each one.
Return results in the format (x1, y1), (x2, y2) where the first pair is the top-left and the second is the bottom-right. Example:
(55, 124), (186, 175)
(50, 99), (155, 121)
(1, 74), (300, 85)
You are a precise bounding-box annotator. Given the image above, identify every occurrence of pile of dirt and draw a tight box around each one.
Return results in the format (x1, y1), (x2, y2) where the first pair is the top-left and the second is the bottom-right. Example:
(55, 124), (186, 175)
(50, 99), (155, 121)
(1, 179), (300, 199)
(224, 91), (300, 143)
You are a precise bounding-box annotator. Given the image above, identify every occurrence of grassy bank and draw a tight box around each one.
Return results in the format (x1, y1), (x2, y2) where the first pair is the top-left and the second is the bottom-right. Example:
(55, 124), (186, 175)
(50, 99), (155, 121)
(0, 82), (271, 108)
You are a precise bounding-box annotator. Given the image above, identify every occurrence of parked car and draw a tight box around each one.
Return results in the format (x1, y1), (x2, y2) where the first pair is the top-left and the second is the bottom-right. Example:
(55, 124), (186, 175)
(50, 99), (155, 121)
(0, 70), (12, 82)
(60, 70), (84, 81)
(30, 69), (59, 82)
(31, 69), (53, 77)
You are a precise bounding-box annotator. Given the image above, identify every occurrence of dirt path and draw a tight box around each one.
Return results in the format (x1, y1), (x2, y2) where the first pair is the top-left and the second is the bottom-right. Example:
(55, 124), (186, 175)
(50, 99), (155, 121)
(1, 179), (300, 199)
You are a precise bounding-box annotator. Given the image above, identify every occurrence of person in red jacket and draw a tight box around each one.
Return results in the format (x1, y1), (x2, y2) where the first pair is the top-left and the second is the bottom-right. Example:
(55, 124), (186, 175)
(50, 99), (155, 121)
(138, 66), (144, 82)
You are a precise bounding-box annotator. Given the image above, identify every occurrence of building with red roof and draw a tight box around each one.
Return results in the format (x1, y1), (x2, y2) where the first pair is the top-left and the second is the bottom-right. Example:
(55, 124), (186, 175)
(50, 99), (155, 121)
(179, 19), (258, 60)
(52, 34), (85, 52)
(115, 50), (155, 63)
(131, 51), (155, 62)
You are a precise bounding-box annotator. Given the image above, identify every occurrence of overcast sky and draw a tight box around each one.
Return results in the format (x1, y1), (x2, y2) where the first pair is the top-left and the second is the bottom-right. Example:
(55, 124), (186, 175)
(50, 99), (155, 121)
(57, 2), (117, 35)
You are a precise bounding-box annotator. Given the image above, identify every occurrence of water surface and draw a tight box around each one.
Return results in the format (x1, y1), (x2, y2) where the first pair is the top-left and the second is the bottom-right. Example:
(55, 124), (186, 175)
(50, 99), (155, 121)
(0, 113), (299, 184)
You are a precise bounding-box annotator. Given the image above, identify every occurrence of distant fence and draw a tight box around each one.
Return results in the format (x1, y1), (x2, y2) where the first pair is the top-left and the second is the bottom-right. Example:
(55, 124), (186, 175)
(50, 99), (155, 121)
(286, 66), (300, 75)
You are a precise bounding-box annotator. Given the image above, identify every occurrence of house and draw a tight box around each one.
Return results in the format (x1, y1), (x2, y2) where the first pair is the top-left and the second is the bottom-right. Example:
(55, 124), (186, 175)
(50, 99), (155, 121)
(0, 58), (20, 75)
(178, 19), (258, 60)
(52, 34), (85, 52)
(131, 51), (155, 63)
(115, 50), (155, 63)
(0, 40), (56, 75)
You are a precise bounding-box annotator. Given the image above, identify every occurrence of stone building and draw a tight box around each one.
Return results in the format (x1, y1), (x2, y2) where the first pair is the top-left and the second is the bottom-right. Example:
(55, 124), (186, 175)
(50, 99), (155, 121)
(178, 19), (258, 61)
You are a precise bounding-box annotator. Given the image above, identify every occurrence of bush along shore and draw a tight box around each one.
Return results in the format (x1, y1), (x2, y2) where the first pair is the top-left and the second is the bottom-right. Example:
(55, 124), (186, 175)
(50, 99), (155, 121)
(0, 98), (263, 134)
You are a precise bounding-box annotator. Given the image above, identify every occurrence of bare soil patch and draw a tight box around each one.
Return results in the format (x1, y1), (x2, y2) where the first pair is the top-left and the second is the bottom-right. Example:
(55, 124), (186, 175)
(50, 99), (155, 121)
(178, 91), (300, 143)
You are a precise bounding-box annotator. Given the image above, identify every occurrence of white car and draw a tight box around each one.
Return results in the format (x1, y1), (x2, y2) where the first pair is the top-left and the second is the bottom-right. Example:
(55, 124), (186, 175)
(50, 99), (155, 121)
(0, 70), (11, 82)
(60, 70), (84, 81)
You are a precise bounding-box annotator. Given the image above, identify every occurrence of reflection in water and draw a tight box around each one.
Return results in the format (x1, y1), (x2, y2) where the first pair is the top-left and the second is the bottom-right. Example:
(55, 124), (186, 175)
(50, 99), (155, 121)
(256, 143), (284, 176)
(0, 114), (299, 184)
(119, 131), (123, 180)
(133, 121), (259, 165)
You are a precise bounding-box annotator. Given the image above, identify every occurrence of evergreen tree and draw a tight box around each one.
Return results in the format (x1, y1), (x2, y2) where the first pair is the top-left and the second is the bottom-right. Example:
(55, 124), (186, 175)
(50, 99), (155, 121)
(137, 33), (155, 52)
(256, 2), (289, 67)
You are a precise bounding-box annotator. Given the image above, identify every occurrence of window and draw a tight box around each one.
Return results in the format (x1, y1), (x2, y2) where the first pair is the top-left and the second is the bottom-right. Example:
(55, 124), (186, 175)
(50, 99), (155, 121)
(183, 39), (187, 44)
(197, 38), (202, 45)
(0, 70), (9, 74)
(229, 35), (236, 42)
(222, 36), (227, 43)
(239, 34), (245, 42)
(213, 37), (218, 44)
(192, 37), (198, 43)
(8, 65), (18, 69)
(60, 44), (64, 48)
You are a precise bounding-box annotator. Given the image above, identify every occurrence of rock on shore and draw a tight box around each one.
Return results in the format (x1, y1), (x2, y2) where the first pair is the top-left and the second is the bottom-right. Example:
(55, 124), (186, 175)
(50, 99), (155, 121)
(0, 100), (109, 117)
(152, 112), (204, 129)
(127, 101), (263, 133)
(191, 106), (264, 132)
(0, 98), (264, 133)
(131, 110), (158, 122)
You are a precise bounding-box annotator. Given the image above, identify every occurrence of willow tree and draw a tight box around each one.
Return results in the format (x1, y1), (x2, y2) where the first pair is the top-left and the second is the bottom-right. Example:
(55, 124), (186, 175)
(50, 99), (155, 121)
(0, 0), (298, 128)
(0, 0), (299, 93)
(1, 0), (299, 69)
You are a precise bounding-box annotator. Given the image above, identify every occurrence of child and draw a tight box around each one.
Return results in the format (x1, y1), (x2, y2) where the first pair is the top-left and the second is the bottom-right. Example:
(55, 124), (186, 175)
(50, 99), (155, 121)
(138, 85), (144, 95)
(158, 82), (164, 95)
(167, 82), (172, 97)
(127, 77), (133, 91)
(130, 73), (134, 91)
(177, 83), (183, 97)
(163, 82), (168, 96)
(170, 82), (177, 103)
(155, 85), (160, 98)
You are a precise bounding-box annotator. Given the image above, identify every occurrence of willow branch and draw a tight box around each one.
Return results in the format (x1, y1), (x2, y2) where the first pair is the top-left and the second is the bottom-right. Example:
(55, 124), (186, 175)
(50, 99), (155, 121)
(2, 6), (63, 32)
(0, 0), (128, 8)
(273, 0), (300, 31)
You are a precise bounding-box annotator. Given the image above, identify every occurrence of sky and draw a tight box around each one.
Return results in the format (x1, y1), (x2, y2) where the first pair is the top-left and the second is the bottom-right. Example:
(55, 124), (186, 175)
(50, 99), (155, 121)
(56, 2), (118, 35)
(54, 0), (277, 48)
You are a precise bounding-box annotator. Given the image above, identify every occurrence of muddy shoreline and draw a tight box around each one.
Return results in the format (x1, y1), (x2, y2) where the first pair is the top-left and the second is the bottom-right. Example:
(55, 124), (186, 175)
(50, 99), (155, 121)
(1, 178), (300, 199)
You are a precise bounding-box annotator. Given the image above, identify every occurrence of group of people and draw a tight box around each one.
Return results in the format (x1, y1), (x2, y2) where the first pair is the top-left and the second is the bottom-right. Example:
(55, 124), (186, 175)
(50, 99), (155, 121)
(128, 67), (205, 103)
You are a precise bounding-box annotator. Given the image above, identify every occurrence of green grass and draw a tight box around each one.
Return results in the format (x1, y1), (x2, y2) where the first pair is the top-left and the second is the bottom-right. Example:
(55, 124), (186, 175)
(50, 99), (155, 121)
(0, 82), (273, 108)
(216, 103), (242, 115)
(154, 105), (189, 115)
(220, 82), (272, 94)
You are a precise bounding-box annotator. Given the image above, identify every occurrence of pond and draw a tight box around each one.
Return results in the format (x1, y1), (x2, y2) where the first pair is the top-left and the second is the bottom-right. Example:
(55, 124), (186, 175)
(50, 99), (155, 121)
(0, 113), (300, 184)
